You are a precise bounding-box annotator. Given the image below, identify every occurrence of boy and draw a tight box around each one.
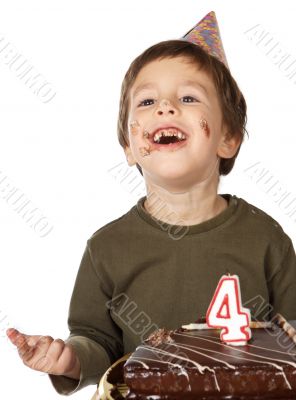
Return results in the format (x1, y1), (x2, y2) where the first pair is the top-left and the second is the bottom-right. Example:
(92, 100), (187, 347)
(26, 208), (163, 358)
(6, 11), (296, 396)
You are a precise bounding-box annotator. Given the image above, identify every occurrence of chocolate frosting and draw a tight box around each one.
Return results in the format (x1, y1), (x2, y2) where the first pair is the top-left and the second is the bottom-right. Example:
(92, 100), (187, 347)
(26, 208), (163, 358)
(124, 321), (296, 399)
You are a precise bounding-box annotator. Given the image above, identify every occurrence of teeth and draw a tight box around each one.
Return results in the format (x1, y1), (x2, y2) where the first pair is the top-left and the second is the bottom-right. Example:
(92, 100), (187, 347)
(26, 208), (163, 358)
(153, 129), (186, 143)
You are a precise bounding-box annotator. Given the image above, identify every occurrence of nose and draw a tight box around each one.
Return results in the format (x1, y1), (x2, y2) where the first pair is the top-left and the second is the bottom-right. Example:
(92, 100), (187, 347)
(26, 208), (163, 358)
(155, 98), (177, 115)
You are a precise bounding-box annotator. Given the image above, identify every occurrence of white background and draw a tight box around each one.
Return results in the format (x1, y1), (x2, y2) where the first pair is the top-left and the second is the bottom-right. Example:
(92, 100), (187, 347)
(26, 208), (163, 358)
(0, 0), (296, 399)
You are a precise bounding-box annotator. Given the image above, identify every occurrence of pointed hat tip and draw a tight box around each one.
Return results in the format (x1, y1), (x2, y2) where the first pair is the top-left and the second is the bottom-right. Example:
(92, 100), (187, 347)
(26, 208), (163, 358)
(181, 10), (229, 68)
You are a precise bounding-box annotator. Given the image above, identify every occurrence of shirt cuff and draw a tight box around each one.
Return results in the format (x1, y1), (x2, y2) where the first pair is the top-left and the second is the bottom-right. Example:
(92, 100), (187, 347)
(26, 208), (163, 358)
(48, 335), (111, 395)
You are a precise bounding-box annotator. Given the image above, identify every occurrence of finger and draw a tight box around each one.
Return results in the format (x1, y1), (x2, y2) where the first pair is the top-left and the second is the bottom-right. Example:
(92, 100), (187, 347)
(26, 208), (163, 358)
(23, 334), (43, 347)
(19, 335), (52, 363)
(55, 343), (77, 374)
(6, 327), (17, 336)
(46, 339), (65, 362)
(40, 339), (65, 373)
(15, 334), (34, 362)
(33, 335), (54, 352)
(6, 328), (19, 345)
(22, 336), (53, 370)
(6, 328), (41, 347)
(9, 330), (28, 352)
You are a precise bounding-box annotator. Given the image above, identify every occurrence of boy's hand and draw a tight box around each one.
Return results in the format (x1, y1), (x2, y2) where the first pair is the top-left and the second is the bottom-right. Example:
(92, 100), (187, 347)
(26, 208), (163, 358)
(6, 328), (81, 379)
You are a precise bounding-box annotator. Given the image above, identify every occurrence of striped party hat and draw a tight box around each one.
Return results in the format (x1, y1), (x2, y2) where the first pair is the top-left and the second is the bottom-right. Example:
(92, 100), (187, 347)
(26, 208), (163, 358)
(182, 11), (229, 68)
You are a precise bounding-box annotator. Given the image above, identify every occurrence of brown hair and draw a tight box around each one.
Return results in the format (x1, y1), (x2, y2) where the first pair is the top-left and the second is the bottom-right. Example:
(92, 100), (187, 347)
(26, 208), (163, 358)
(117, 40), (248, 176)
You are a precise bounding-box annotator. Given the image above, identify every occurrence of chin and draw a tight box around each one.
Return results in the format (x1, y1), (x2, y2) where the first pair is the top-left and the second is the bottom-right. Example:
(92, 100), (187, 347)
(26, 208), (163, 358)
(153, 162), (202, 178)
(152, 168), (189, 181)
(151, 172), (197, 191)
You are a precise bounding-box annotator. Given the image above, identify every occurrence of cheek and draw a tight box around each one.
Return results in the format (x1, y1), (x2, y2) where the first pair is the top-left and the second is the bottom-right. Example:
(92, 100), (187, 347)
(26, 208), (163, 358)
(128, 111), (145, 139)
(128, 106), (148, 137)
(193, 109), (221, 141)
(189, 114), (212, 140)
(199, 118), (210, 138)
(129, 120), (141, 136)
(127, 124), (151, 156)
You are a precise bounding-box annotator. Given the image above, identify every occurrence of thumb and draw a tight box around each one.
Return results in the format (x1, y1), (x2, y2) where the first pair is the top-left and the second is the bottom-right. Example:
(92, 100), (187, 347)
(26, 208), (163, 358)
(6, 328), (20, 345)
(6, 328), (31, 349)
(7, 328), (44, 349)
(7, 328), (35, 362)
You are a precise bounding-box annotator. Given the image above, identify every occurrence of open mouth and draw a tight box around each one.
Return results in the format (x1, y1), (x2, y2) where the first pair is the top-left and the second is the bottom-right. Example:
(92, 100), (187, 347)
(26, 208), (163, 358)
(151, 128), (187, 145)
(155, 135), (185, 145)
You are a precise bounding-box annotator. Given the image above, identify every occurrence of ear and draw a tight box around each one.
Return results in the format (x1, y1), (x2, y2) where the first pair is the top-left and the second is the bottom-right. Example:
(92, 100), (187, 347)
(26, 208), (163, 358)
(124, 145), (137, 166)
(217, 132), (241, 159)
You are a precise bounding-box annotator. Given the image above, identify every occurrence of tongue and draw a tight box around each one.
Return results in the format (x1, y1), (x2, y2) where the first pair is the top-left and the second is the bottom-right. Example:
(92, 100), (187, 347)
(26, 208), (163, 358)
(159, 135), (181, 144)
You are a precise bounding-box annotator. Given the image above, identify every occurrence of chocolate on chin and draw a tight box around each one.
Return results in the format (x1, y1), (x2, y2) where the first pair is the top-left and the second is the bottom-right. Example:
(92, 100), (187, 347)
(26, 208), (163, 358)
(123, 319), (296, 399)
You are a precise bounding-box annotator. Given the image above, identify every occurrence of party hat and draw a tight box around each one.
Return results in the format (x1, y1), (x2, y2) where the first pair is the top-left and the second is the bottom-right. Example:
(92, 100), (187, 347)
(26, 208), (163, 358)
(181, 11), (229, 68)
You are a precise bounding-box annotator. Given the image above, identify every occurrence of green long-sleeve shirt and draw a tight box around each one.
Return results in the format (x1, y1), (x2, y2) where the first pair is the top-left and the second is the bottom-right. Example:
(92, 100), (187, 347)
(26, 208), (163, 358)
(49, 193), (296, 395)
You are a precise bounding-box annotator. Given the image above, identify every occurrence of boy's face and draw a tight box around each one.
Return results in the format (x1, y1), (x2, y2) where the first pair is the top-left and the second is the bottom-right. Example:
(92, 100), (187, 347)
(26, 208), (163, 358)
(124, 56), (240, 190)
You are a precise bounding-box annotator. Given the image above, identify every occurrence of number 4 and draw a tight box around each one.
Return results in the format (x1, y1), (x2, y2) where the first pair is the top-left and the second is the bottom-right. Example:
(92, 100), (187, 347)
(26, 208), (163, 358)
(206, 275), (252, 345)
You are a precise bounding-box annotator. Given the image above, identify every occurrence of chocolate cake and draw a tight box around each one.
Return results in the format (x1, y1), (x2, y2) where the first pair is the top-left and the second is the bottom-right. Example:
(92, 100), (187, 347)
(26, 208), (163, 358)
(123, 319), (296, 399)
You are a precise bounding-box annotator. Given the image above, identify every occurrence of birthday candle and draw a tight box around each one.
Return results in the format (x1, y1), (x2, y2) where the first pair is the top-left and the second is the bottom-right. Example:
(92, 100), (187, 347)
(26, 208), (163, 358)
(206, 274), (252, 346)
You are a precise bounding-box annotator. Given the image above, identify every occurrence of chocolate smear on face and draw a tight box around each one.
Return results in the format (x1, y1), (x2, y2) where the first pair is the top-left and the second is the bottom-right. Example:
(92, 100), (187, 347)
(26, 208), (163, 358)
(200, 118), (210, 138)
(139, 146), (151, 157)
(129, 120), (141, 136)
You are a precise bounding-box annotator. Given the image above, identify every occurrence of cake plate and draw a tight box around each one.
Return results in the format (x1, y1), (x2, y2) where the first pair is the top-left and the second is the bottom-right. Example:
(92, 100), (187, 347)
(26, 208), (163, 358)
(91, 353), (131, 400)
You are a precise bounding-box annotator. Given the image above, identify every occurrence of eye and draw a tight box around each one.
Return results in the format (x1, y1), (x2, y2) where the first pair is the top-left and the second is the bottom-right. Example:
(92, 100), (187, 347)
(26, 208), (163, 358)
(138, 99), (155, 107)
(181, 96), (199, 103)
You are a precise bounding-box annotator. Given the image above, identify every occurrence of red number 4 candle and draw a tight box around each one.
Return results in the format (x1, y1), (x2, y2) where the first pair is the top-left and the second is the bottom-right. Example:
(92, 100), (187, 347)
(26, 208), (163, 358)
(206, 274), (252, 346)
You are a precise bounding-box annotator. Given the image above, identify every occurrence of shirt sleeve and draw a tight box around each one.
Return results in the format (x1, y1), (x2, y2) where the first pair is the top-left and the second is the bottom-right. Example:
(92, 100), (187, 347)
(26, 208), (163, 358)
(268, 236), (296, 320)
(48, 240), (124, 395)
